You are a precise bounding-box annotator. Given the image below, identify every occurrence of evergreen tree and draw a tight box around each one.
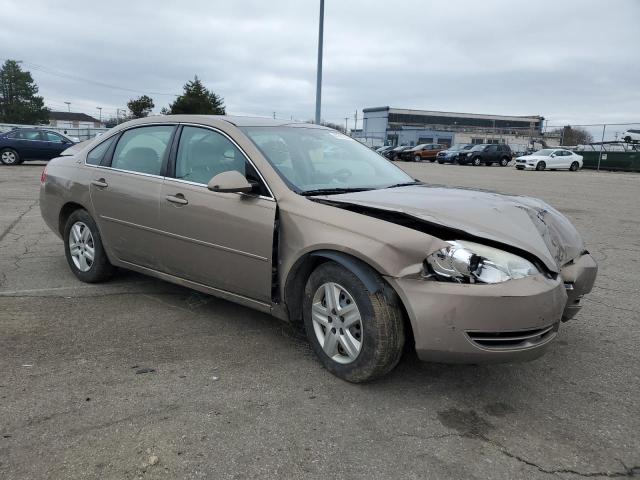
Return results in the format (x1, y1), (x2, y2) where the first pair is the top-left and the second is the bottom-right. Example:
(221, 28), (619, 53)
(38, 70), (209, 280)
(167, 76), (225, 115)
(127, 95), (155, 118)
(0, 60), (49, 124)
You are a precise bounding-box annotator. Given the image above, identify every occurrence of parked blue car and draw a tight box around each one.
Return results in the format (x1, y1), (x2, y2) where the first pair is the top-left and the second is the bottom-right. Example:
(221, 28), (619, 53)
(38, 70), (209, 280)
(0, 128), (77, 165)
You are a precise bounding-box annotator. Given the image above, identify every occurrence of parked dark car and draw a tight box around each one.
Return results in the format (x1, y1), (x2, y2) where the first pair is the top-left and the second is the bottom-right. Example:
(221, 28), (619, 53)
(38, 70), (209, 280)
(385, 145), (411, 160)
(0, 128), (77, 165)
(436, 144), (473, 164)
(459, 144), (512, 166)
(401, 143), (446, 162)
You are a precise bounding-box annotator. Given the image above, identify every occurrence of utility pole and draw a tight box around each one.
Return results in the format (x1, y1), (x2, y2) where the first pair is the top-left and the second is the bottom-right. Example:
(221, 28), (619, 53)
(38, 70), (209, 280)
(273, 111), (276, 119)
(116, 108), (121, 125)
(354, 110), (358, 131)
(96, 107), (102, 123)
(344, 117), (349, 134)
(64, 101), (71, 112)
(314, 0), (324, 124)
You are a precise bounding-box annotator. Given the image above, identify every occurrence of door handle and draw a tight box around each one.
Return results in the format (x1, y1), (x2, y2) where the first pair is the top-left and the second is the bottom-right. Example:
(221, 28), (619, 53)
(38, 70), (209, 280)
(166, 193), (188, 205)
(91, 178), (108, 188)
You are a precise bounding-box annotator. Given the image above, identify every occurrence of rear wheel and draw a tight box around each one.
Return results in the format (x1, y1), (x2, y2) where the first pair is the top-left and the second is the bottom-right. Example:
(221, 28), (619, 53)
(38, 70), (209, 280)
(303, 261), (405, 383)
(63, 210), (114, 283)
(0, 148), (22, 165)
(472, 157), (482, 166)
(570, 161), (579, 171)
(624, 136), (632, 143)
(437, 160), (444, 164)
(536, 161), (546, 171)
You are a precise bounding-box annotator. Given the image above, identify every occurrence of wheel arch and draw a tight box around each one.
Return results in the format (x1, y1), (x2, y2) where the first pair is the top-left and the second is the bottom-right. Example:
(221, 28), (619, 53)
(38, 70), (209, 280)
(58, 201), (89, 236)
(283, 249), (407, 326)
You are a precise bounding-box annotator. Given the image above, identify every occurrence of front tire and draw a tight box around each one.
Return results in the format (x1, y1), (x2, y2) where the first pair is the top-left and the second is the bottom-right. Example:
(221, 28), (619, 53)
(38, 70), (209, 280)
(536, 161), (546, 171)
(64, 210), (114, 283)
(570, 161), (579, 171)
(303, 261), (405, 383)
(472, 157), (482, 166)
(414, 155), (421, 162)
(0, 148), (22, 165)
(624, 136), (632, 143)
(499, 157), (509, 167)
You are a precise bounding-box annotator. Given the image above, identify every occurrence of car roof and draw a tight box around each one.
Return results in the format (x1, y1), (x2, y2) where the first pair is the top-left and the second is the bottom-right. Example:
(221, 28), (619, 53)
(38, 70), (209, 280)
(123, 114), (329, 129)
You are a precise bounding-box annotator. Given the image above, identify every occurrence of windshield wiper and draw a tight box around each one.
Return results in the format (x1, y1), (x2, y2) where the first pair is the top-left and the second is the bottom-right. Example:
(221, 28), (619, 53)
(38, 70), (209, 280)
(299, 187), (373, 196)
(383, 181), (423, 189)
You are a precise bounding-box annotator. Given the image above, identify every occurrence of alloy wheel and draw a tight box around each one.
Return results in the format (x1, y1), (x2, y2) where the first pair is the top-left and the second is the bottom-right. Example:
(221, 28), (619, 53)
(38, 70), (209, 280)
(311, 282), (363, 364)
(1, 150), (18, 165)
(68, 221), (95, 272)
(414, 155), (421, 162)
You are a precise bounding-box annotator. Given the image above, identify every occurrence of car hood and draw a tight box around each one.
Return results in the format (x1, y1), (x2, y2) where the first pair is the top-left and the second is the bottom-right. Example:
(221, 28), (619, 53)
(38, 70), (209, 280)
(318, 185), (585, 272)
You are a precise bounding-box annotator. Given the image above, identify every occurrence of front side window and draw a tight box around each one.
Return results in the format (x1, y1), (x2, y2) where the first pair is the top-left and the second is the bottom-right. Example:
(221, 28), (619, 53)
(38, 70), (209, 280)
(44, 131), (64, 142)
(86, 136), (117, 165)
(111, 125), (174, 175)
(175, 126), (246, 185)
(241, 126), (414, 193)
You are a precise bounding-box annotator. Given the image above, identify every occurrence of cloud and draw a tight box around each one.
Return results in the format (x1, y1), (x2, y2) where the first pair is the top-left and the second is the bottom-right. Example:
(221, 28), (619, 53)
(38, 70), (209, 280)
(1, 0), (638, 129)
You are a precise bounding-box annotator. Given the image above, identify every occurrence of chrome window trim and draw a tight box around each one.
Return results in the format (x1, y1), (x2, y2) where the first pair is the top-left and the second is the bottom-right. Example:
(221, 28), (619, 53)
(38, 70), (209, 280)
(84, 122), (276, 201)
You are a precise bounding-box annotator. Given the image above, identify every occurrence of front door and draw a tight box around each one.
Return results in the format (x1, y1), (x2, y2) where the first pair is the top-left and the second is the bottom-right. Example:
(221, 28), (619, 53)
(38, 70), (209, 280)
(157, 125), (276, 303)
(42, 131), (72, 159)
(89, 124), (176, 270)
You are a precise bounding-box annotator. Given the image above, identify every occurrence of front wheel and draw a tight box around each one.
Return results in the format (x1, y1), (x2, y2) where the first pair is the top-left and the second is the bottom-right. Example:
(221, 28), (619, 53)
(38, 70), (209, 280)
(414, 155), (421, 162)
(303, 261), (405, 383)
(472, 157), (482, 166)
(536, 161), (546, 171)
(624, 136), (632, 143)
(64, 209), (115, 283)
(0, 148), (22, 165)
(570, 161), (580, 171)
(499, 157), (509, 167)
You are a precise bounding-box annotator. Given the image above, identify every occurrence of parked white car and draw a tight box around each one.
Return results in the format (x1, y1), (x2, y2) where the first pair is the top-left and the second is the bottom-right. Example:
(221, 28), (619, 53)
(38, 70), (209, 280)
(515, 148), (583, 171)
(622, 129), (640, 143)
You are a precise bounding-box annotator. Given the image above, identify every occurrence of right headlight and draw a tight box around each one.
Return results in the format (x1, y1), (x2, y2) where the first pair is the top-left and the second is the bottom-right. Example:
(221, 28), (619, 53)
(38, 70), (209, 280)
(424, 240), (539, 284)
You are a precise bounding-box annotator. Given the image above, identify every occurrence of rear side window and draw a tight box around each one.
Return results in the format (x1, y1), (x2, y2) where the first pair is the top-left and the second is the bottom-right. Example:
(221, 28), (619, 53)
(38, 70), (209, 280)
(16, 130), (42, 140)
(86, 136), (117, 165)
(111, 125), (174, 175)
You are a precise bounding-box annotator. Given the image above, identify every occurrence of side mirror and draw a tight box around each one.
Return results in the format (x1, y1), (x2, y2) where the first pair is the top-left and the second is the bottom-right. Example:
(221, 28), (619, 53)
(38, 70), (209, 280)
(207, 170), (253, 194)
(550, 154), (556, 157)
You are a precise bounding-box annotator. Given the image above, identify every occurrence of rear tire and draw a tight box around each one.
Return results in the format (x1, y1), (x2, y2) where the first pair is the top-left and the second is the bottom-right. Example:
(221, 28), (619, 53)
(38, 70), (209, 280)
(570, 161), (579, 171)
(536, 161), (546, 171)
(624, 136), (632, 143)
(0, 148), (22, 165)
(63, 209), (115, 283)
(303, 261), (405, 383)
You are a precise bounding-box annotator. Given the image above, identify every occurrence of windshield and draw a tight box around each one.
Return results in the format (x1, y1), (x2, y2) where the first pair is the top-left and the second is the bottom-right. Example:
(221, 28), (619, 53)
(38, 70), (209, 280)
(449, 144), (469, 151)
(241, 126), (415, 193)
(533, 149), (554, 156)
(470, 144), (486, 151)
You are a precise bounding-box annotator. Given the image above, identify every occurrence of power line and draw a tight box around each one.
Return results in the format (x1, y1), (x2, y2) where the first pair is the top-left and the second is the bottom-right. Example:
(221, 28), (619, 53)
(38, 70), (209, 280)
(1, 58), (178, 97)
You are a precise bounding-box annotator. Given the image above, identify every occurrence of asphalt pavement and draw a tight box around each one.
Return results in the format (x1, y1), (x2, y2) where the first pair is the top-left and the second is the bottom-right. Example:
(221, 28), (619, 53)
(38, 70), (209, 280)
(1, 161), (638, 479)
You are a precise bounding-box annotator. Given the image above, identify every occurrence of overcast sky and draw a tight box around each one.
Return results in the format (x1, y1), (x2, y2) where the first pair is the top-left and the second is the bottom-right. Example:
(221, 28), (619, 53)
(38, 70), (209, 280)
(1, 0), (639, 134)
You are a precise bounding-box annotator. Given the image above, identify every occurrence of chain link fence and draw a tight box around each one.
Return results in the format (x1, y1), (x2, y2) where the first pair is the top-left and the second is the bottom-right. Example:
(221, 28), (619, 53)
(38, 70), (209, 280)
(0, 122), (109, 141)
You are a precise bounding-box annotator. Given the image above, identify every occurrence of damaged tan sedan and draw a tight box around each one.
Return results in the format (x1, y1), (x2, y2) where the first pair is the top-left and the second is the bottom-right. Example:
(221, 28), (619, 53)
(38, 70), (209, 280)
(40, 116), (597, 382)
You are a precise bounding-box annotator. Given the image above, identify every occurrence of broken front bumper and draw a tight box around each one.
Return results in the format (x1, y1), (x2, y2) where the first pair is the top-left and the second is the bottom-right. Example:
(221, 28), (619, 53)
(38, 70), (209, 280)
(386, 253), (597, 364)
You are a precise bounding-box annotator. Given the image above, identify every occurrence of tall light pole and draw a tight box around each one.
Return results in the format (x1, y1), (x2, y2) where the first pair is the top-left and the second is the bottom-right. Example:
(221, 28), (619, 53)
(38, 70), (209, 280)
(314, 0), (324, 125)
(96, 107), (102, 123)
(64, 101), (71, 112)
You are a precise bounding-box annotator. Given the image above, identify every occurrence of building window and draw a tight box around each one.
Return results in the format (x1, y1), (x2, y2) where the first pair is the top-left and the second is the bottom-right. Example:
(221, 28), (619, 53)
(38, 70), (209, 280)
(471, 138), (484, 144)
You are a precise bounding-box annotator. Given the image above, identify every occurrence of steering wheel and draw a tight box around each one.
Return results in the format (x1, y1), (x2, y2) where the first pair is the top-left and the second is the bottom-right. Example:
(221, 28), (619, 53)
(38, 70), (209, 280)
(331, 168), (352, 182)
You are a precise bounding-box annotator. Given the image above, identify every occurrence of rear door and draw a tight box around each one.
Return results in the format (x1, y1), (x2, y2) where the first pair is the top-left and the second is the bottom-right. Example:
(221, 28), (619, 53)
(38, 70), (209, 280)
(89, 124), (176, 270)
(157, 125), (276, 302)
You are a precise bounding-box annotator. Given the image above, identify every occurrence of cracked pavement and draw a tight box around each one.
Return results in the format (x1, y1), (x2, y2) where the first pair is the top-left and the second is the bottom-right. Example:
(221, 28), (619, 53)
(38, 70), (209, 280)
(0, 162), (638, 479)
